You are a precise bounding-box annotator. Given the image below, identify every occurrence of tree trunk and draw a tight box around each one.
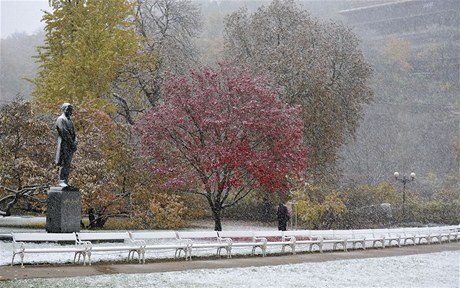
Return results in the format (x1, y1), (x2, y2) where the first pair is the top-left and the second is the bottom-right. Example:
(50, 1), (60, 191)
(212, 207), (222, 231)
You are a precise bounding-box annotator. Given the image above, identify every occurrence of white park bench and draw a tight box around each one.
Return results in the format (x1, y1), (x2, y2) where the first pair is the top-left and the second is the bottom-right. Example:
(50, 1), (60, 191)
(284, 230), (323, 253)
(129, 231), (192, 262)
(253, 230), (296, 255)
(176, 231), (232, 259)
(450, 225), (460, 242)
(217, 231), (267, 257)
(76, 231), (144, 265)
(11, 232), (89, 267)
(332, 230), (366, 250)
(438, 227), (455, 243)
(372, 229), (401, 247)
(385, 229), (402, 247)
(443, 225), (460, 242)
(418, 228), (442, 244)
(398, 228), (417, 245)
(310, 230), (347, 252)
(353, 229), (386, 248)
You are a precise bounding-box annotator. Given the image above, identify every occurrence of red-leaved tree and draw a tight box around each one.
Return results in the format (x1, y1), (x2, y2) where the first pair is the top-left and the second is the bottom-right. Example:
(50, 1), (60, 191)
(138, 64), (307, 230)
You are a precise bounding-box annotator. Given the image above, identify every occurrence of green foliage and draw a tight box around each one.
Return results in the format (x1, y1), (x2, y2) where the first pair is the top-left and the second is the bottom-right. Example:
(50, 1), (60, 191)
(342, 182), (400, 208)
(405, 187), (460, 225)
(407, 200), (460, 225)
(32, 0), (140, 111)
(290, 181), (346, 229)
(340, 183), (400, 227)
(224, 0), (373, 182)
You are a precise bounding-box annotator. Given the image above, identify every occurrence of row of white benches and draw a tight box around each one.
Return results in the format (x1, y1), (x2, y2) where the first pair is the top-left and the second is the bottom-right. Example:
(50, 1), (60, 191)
(10, 225), (460, 267)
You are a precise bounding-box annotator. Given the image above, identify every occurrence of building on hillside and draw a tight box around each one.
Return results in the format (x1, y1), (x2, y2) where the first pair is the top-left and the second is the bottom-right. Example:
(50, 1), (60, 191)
(339, 0), (459, 85)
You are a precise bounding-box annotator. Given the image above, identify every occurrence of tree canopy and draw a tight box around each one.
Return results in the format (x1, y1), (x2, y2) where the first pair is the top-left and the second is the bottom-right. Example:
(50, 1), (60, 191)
(32, 0), (140, 111)
(223, 0), (373, 182)
(138, 64), (307, 230)
(0, 99), (54, 216)
(0, 99), (54, 190)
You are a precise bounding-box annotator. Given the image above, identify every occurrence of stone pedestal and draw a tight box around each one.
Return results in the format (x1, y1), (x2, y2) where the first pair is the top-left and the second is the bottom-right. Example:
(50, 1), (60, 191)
(46, 187), (81, 233)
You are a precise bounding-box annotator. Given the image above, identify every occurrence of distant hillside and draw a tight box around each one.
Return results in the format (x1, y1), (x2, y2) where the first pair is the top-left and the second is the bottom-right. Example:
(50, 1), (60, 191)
(0, 32), (44, 104)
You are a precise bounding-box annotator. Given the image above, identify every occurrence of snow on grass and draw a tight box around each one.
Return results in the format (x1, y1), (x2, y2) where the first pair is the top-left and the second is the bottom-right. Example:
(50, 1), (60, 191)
(2, 251), (459, 288)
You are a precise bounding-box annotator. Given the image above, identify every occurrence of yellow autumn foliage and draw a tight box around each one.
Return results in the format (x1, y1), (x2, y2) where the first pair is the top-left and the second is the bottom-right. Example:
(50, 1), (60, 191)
(132, 192), (188, 229)
(290, 182), (346, 229)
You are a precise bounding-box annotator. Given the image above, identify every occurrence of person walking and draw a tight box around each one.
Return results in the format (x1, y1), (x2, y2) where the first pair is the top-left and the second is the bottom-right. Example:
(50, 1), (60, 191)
(277, 203), (289, 231)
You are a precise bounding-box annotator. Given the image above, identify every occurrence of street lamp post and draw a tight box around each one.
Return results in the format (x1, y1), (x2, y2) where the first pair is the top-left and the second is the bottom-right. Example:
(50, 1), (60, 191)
(394, 171), (416, 221)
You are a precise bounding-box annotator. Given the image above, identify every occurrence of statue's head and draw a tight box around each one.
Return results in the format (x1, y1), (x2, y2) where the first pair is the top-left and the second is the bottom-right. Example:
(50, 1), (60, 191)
(61, 103), (73, 116)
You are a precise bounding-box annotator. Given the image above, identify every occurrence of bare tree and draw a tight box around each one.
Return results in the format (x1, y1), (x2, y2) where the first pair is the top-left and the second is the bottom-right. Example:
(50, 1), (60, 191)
(0, 184), (48, 216)
(111, 0), (203, 124)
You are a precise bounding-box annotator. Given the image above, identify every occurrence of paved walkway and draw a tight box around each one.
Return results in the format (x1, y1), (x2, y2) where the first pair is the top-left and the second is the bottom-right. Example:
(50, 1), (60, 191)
(1, 242), (458, 281)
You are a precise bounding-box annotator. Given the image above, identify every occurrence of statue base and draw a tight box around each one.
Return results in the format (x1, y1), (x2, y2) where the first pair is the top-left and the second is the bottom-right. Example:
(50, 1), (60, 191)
(46, 187), (81, 233)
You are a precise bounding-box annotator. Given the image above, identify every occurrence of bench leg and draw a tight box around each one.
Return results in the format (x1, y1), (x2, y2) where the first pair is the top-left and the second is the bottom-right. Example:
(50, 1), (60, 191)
(11, 253), (16, 267)
(335, 241), (347, 252)
(187, 246), (192, 261)
(175, 248), (189, 260)
(20, 253), (24, 268)
(309, 243), (318, 253)
(87, 251), (92, 266)
(280, 243), (295, 255)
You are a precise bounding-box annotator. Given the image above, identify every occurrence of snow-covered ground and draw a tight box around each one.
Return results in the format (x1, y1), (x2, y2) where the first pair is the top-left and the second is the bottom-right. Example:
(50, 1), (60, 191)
(1, 220), (459, 287)
(2, 251), (459, 287)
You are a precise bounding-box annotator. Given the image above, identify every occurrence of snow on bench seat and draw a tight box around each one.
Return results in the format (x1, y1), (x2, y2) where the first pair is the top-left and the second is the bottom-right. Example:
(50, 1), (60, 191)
(11, 232), (88, 267)
(284, 230), (323, 253)
(253, 231), (296, 255)
(129, 231), (191, 262)
(372, 229), (400, 247)
(176, 231), (231, 259)
(443, 225), (460, 242)
(310, 230), (347, 252)
(416, 228), (442, 244)
(332, 230), (366, 251)
(353, 229), (386, 248)
(217, 231), (266, 257)
(76, 232), (143, 265)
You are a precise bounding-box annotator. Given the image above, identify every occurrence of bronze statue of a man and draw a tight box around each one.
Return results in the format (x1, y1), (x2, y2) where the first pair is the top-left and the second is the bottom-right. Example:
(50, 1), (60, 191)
(55, 103), (77, 187)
